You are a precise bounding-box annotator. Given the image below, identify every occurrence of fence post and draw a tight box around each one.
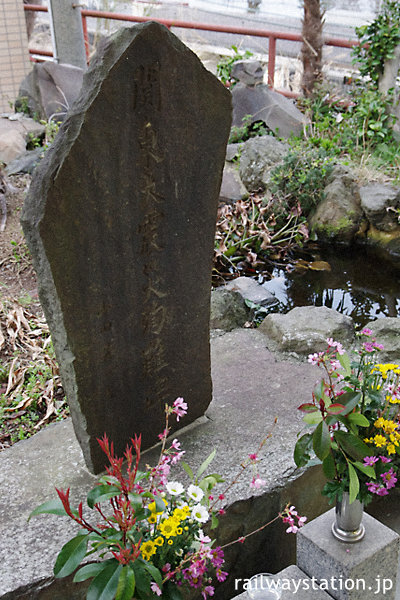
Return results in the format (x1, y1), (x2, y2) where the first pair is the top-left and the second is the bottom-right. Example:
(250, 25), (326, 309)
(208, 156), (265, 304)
(48, 0), (87, 69)
(267, 35), (276, 88)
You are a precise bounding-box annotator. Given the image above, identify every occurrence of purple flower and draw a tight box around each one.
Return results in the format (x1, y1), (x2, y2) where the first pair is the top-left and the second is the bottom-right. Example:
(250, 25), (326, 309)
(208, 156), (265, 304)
(151, 582), (162, 596)
(364, 456), (379, 466)
(381, 468), (398, 490)
(380, 456), (392, 463)
(361, 328), (372, 336)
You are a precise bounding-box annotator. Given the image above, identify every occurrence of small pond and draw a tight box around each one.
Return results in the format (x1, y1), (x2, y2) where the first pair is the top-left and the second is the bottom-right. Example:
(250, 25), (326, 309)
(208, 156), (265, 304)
(259, 243), (400, 329)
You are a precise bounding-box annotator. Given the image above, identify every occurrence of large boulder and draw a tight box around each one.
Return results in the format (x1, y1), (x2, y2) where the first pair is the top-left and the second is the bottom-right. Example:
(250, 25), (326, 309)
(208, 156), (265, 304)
(308, 165), (364, 243)
(232, 83), (308, 139)
(259, 306), (355, 354)
(238, 135), (289, 192)
(17, 62), (84, 121)
(363, 317), (400, 363)
(219, 163), (248, 203)
(360, 183), (400, 233)
(231, 59), (265, 86)
(0, 114), (45, 165)
(210, 288), (249, 330)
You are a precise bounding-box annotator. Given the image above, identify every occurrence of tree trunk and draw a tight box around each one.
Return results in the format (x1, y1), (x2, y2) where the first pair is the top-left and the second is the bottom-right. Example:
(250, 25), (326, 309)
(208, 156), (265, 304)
(301, 0), (324, 97)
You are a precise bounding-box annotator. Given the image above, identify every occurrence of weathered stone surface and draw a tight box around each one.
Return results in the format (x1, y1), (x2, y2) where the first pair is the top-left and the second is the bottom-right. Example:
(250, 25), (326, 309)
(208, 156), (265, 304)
(259, 306), (355, 354)
(219, 162), (248, 203)
(364, 317), (400, 363)
(21, 22), (231, 474)
(309, 165), (363, 243)
(0, 114), (45, 164)
(239, 135), (289, 192)
(226, 276), (277, 306)
(232, 84), (308, 138)
(297, 509), (399, 600)
(226, 142), (242, 162)
(210, 288), (249, 330)
(5, 147), (44, 175)
(18, 62), (84, 121)
(231, 59), (265, 86)
(360, 183), (400, 233)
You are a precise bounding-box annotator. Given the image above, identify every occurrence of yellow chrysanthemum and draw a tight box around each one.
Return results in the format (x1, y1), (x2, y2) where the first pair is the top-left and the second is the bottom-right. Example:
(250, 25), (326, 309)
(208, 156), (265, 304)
(375, 417), (385, 429)
(364, 437), (374, 444)
(384, 420), (398, 434)
(148, 498), (167, 515)
(141, 540), (157, 560)
(159, 518), (178, 539)
(154, 536), (164, 546)
(390, 433), (400, 445)
(168, 539), (174, 545)
(374, 434), (387, 448)
(147, 513), (157, 524)
(387, 443), (397, 455)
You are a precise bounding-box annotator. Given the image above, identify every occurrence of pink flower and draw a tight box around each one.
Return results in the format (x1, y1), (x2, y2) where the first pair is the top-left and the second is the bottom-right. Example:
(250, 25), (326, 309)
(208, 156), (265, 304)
(162, 563), (171, 573)
(381, 468), (397, 490)
(202, 586), (215, 598)
(286, 523), (299, 533)
(308, 352), (321, 365)
(171, 450), (185, 465)
(172, 397), (188, 421)
(364, 456), (379, 466)
(361, 328), (372, 336)
(151, 582), (162, 596)
(250, 476), (266, 490)
(249, 453), (258, 461)
(171, 438), (181, 450)
(380, 456), (392, 463)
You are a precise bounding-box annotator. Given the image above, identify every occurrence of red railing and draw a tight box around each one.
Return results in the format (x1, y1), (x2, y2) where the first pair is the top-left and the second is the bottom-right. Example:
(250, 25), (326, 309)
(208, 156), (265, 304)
(24, 3), (358, 95)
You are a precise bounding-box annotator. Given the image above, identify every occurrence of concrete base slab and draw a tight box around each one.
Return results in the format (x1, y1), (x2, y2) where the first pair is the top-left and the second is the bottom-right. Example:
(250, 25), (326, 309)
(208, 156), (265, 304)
(0, 329), (339, 598)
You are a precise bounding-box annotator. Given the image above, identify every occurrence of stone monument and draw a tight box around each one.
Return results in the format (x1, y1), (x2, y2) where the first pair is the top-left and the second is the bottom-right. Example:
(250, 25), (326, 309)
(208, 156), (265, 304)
(22, 22), (231, 473)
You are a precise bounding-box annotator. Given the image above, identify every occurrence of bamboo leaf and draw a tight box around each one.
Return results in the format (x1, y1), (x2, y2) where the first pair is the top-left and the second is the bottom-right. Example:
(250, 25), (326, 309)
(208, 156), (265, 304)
(181, 461), (194, 481)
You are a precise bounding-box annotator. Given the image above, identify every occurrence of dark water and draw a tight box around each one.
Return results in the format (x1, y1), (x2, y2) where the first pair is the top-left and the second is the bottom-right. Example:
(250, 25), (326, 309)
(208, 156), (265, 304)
(260, 243), (400, 329)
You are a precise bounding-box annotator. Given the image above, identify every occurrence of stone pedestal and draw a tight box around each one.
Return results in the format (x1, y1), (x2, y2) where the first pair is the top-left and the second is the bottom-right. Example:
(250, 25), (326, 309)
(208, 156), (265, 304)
(297, 508), (400, 600)
(48, 0), (87, 68)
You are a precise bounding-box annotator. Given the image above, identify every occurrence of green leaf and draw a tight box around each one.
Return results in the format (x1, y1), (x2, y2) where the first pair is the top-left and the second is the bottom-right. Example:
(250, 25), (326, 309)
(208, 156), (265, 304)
(87, 560), (122, 600)
(298, 403), (319, 413)
(165, 581), (183, 600)
(28, 498), (76, 521)
(54, 534), (88, 578)
(322, 452), (336, 480)
(116, 565), (136, 600)
(348, 462), (359, 504)
(181, 461), (194, 481)
(326, 403), (345, 415)
(196, 449), (216, 480)
(303, 411), (323, 425)
(338, 392), (362, 415)
(73, 561), (114, 583)
(313, 421), (331, 461)
(294, 433), (313, 467)
(347, 413), (370, 427)
(334, 430), (371, 461)
(87, 485), (121, 509)
(144, 562), (163, 586)
(353, 461), (376, 478)
(338, 351), (351, 376)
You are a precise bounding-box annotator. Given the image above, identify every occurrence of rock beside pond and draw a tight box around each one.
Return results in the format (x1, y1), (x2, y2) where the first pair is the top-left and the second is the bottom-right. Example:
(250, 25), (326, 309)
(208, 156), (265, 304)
(259, 306), (355, 354)
(360, 183), (400, 233)
(226, 276), (277, 306)
(308, 165), (363, 243)
(238, 135), (289, 192)
(364, 317), (400, 363)
(210, 288), (249, 331)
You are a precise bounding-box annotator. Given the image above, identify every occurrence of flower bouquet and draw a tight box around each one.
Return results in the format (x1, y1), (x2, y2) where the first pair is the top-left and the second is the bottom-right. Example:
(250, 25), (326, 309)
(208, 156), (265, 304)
(294, 330), (400, 505)
(30, 399), (304, 600)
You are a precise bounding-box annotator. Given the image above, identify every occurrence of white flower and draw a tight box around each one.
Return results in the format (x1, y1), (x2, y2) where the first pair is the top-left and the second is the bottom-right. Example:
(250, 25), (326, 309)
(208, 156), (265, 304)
(191, 503), (209, 524)
(187, 484), (204, 502)
(166, 481), (184, 496)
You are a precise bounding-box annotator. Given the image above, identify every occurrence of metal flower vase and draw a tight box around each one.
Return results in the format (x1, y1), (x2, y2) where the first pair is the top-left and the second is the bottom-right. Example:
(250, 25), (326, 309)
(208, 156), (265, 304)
(332, 492), (365, 542)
